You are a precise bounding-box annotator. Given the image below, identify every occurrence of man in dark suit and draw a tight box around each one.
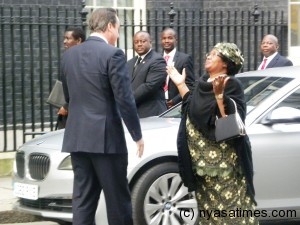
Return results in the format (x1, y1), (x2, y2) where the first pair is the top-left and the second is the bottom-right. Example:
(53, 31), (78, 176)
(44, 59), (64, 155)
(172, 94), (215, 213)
(56, 27), (86, 130)
(127, 31), (167, 118)
(161, 27), (195, 108)
(258, 34), (293, 70)
(60, 8), (144, 225)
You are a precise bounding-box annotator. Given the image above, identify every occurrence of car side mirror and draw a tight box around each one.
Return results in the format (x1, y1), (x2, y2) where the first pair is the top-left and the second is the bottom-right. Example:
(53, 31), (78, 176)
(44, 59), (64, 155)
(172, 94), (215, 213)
(262, 106), (300, 125)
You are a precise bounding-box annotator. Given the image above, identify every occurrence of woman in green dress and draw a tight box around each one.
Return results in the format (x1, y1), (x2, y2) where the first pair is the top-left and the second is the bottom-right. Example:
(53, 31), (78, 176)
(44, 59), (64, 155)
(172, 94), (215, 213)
(166, 43), (259, 225)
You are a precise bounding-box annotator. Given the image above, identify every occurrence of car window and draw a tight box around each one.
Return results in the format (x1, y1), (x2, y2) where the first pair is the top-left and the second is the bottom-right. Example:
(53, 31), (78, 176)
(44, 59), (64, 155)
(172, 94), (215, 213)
(161, 76), (294, 118)
(238, 76), (293, 112)
(160, 103), (182, 118)
(274, 87), (300, 110)
(261, 87), (300, 124)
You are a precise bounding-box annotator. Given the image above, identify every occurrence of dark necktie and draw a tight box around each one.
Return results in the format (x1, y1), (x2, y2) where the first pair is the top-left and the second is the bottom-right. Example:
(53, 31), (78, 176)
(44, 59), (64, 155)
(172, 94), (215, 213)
(133, 57), (142, 75)
(135, 57), (142, 67)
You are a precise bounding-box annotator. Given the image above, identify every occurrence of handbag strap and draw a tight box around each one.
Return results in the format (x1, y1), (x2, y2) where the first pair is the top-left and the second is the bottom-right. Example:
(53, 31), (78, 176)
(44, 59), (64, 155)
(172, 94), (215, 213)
(216, 98), (239, 120)
(229, 98), (238, 114)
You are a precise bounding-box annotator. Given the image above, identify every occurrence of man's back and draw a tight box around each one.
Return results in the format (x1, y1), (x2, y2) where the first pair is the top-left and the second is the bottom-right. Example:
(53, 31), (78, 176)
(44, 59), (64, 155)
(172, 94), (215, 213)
(61, 36), (141, 153)
(60, 9), (143, 225)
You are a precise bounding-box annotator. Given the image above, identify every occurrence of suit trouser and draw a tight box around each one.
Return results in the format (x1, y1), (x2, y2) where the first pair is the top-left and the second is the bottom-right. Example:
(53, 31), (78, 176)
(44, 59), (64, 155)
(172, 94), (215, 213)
(71, 152), (133, 225)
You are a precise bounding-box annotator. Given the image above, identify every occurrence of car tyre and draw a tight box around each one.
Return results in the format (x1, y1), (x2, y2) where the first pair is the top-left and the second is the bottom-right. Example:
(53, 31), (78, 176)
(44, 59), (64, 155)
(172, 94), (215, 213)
(131, 162), (198, 225)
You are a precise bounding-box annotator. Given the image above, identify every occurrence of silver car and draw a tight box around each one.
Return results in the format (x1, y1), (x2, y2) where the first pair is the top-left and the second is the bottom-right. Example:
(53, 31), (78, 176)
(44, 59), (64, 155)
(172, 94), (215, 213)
(13, 66), (300, 224)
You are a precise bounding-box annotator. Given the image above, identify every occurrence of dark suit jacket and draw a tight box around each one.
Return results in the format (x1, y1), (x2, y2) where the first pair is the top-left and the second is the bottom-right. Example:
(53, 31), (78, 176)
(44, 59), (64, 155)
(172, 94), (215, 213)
(167, 51), (195, 105)
(265, 53), (293, 69)
(127, 49), (167, 118)
(60, 36), (142, 154)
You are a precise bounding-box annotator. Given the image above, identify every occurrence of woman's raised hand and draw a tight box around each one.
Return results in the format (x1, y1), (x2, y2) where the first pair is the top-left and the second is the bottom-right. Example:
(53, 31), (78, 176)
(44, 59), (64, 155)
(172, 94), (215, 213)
(166, 65), (186, 87)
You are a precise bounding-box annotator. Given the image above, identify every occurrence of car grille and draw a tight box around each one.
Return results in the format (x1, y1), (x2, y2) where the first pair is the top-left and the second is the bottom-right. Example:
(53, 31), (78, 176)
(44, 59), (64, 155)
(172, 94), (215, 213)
(29, 153), (50, 180)
(20, 198), (72, 212)
(16, 152), (25, 178)
(16, 152), (50, 180)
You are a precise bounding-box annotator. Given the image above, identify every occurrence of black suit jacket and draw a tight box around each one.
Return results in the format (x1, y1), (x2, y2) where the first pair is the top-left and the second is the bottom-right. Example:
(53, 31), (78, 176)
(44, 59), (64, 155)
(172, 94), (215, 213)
(127, 49), (167, 118)
(166, 51), (195, 105)
(261, 53), (293, 69)
(61, 36), (142, 154)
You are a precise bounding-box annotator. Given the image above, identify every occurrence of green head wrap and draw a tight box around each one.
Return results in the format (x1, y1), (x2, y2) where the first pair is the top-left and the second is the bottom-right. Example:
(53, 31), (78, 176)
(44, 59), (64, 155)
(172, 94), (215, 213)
(213, 42), (244, 68)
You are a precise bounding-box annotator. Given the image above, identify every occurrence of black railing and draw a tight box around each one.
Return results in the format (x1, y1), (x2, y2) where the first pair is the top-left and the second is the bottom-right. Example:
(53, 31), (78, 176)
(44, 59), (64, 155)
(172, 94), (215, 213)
(0, 4), (288, 152)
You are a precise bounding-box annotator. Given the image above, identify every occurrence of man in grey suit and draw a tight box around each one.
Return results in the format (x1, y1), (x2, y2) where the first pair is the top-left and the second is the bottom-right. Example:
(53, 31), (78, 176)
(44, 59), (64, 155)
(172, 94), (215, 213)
(258, 34), (293, 70)
(160, 27), (195, 108)
(61, 8), (144, 225)
(127, 31), (167, 118)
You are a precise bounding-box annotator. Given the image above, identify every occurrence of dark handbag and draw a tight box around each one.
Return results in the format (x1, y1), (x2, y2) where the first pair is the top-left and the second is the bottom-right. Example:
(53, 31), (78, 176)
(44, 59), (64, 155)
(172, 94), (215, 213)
(215, 98), (246, 142)
(46, 80), (66, 108)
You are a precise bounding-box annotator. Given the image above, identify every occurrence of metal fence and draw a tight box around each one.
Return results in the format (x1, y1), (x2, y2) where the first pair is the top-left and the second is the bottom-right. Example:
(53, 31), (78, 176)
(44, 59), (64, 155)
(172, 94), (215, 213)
(0, 4), (288, 152)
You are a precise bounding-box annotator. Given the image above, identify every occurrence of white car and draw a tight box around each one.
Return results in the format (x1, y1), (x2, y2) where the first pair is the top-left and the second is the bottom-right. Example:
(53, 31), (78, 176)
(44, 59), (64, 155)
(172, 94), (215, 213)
(13, 66), (300, 224)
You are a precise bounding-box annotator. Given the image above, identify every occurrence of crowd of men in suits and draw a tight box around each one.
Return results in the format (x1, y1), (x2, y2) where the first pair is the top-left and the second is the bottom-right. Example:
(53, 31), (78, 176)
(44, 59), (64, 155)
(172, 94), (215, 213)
(128, 28), (195, 118)
(59, 29), (293, 121)
(128, 31), (294, 119)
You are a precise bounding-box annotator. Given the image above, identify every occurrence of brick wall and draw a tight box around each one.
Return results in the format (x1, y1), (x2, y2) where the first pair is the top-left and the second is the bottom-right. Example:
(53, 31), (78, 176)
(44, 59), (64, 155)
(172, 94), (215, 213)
(203, 0), (288, 12)
(0, 0), (82, 6)
(146, 0), (289, 19)
(146, 0), (203, 9)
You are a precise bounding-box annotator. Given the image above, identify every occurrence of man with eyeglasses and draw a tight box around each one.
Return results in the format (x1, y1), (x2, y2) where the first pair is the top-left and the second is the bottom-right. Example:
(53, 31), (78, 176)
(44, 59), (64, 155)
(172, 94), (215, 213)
(258, 34), (293, 70)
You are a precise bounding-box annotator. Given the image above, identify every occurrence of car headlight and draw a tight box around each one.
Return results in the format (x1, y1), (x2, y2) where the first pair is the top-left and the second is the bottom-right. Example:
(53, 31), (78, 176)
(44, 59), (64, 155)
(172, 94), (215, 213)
(58, 155), (73, 170)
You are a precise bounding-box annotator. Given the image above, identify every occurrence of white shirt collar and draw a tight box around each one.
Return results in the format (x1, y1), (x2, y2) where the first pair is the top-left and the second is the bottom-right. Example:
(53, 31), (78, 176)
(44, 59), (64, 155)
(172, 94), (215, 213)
(90, 32), (108, 44)
(163, 48), (176, 65)
(264, 52), (278, 61)
(164, 48), (176, 58)
(138, 48), (152, 60)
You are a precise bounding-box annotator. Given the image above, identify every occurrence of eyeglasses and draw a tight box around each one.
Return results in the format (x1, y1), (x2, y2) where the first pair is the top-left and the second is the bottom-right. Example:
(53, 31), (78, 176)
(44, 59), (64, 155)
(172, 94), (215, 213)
(205, 52), (220, 58)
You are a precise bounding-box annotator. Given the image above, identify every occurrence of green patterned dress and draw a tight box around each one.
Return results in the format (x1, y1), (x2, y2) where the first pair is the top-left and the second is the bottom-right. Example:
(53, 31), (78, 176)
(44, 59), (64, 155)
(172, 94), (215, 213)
(186, 116), (259, 225)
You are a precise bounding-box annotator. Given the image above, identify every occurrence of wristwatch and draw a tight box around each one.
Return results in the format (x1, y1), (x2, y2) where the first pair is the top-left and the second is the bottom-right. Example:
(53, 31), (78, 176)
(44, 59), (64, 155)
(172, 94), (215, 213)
(215, 93), (224, 100)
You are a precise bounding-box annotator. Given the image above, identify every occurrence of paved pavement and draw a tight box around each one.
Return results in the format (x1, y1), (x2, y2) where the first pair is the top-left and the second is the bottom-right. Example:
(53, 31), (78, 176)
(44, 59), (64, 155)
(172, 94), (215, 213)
(1, 222), (58, 225)
(0, 177), (16, 212)
(1, 176), (298, 225)
(0, 176), (59, 225)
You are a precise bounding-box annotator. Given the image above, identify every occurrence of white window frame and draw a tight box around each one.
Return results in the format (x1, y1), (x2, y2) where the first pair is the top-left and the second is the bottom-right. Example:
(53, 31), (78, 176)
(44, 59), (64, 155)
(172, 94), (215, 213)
(84, 0), (146, 59)
(289, 0), (300, 65)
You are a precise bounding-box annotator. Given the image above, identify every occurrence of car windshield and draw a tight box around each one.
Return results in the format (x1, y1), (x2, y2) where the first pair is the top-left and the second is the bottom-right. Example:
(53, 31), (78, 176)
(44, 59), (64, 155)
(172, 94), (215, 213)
(161, 76), (293, 118)
(239, 76), (293, 112)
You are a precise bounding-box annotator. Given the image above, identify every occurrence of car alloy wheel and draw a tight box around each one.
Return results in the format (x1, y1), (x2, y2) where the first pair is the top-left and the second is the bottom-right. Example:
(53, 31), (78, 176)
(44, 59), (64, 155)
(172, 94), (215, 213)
(131, 162), (198, 225)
